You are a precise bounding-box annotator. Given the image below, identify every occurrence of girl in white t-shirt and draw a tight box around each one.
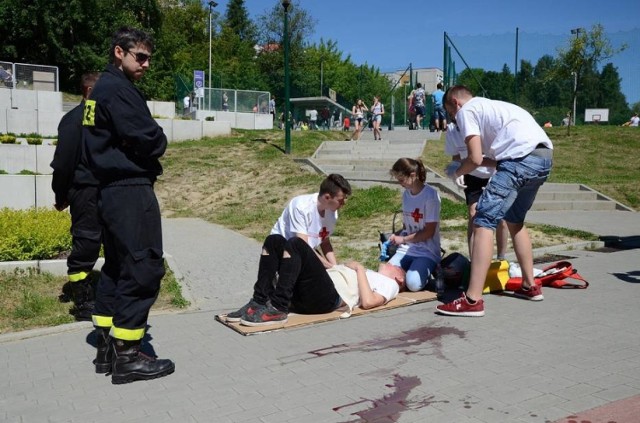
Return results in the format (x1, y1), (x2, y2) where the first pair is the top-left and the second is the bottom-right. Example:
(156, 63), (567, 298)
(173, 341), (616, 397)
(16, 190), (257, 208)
(371, 95), (384, 140)
(351, 99), (368, 140)
(387, 158), (442, 292)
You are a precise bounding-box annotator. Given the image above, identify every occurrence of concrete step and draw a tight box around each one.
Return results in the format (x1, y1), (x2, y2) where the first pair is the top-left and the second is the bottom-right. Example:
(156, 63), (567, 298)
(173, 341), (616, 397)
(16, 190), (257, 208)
(311, 139), (426, 161)
(531, 200), (618, 211)
(538, 183), (587, 192)
(312, 159), (397, 168)
(535, 191), (599, 201)
(322, 170), (395, 181)
(307, 140), (629, 212)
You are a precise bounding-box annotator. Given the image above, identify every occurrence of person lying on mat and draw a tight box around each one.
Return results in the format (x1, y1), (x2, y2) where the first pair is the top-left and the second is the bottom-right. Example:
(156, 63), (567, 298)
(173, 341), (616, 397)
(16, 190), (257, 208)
(225, 253), (403, 327)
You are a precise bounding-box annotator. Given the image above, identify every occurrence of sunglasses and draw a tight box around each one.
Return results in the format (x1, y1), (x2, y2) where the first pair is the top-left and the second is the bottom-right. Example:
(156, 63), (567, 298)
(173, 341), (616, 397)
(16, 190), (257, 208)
(125, 50), (151, 64)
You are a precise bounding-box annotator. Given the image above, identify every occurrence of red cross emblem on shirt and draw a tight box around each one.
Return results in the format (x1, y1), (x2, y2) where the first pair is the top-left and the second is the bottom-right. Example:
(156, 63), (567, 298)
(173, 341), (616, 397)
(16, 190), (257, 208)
(410, 208), (423, 223)
(319, 227), (330, 240)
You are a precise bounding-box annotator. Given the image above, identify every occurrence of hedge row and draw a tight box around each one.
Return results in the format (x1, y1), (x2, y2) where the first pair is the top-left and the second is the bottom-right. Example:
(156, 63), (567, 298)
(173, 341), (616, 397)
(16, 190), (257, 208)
(0, 208), (71, 261)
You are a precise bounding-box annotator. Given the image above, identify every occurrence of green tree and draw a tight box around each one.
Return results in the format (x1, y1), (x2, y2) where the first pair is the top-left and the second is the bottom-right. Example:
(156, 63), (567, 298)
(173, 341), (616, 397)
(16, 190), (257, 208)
(555, 24), (626, 130)
(597, 63), (630, 125)
(515, 59), (535, 108)
(254, 0), (316, 99)
(0, 0), (162, 93)
(482, 64), (514, 101)
(224, 0), (256, 43)
(213, 0), (264, 91)
(456, 68), (485, 96)
(136, 0), (212, 102)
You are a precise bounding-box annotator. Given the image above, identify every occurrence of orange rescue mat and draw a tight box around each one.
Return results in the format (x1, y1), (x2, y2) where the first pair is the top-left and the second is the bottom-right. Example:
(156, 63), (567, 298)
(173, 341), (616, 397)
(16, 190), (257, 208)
(483, 260), (589, 294)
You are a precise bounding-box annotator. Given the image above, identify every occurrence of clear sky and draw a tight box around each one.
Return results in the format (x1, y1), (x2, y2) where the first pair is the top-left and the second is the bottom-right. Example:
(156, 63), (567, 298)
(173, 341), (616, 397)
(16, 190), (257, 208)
(212, 0), (640, 104)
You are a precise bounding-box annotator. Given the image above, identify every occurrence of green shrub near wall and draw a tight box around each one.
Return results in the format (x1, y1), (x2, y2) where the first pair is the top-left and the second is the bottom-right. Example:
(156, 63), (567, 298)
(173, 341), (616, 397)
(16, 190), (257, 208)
(0, 134), (17, 144)
(0, 208), (72, 261)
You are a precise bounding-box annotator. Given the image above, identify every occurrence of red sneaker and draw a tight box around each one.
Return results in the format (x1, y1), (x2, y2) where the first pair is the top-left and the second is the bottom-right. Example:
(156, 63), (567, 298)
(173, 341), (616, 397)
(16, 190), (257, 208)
(513, 284), (544, 301)
(436, 293), (485, 317)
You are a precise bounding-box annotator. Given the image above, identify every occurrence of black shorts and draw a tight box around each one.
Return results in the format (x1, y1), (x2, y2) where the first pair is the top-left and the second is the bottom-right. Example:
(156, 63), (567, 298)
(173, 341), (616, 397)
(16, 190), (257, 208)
(463, 174), (489, 205)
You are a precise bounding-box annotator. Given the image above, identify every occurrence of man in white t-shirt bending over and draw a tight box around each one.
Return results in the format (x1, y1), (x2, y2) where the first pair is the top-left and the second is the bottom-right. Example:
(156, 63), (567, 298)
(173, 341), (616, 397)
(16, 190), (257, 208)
(437, 85), (553, 317)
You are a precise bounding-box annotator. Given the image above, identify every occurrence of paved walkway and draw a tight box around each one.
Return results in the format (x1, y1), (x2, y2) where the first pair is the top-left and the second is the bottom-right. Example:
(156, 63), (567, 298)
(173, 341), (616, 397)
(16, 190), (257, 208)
(2, 210), (640, 422)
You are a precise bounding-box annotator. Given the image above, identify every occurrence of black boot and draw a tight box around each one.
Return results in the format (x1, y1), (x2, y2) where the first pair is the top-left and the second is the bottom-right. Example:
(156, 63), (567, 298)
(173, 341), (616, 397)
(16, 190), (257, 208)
(111, 339), (175, 385)
(93, 327), (112, 374)
(70, 278), (95, 321)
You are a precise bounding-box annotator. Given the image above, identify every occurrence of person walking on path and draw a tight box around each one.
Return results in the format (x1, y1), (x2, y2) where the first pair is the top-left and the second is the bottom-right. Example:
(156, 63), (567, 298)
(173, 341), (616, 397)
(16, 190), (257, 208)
(437, 85), (553, 317)
(269, 96), (276, 122)
(432, 83), (446, 131)
(351, 99), (368, 140)
(51, 72), (102, 322)
(224, 174), (352, 326)
(371, 95), (384, 140)
(408, 83), (426, 130)
(82, 26), (174, 384)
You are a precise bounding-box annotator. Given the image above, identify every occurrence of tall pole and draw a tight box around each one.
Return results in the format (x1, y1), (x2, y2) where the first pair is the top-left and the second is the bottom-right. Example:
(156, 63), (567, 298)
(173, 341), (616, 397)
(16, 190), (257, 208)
(570, 27), (583, 128)
(443, 32), (447, 87)
(320, 59), (323, 97)
(283, 0), (291, 154)
(572, 71), (577, 125)
(208, 1), (217, 111)
(514, 27), (519, 104)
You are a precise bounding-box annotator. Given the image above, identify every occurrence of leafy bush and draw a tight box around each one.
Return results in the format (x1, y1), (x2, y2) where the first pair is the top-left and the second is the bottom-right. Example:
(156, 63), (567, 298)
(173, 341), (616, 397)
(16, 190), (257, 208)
(26, 137), (42, 145)
(0, 208), (71, 261)
(205, 116), (215, 121)
(0, 134), (17, 144)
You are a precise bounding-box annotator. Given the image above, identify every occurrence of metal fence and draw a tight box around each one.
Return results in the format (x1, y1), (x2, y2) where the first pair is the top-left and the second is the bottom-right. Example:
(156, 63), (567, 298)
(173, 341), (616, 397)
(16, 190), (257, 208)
(443, 29), (639, 106)
(174, 74), (271, 116)
(0, 61), (59, 91)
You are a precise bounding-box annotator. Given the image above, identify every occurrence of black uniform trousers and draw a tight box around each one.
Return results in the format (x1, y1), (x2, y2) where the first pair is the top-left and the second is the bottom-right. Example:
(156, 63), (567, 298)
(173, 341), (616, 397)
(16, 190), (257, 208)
(93, 182), (165, 341)
(67, 186), (101, 279)
(252, 234), (339, 314)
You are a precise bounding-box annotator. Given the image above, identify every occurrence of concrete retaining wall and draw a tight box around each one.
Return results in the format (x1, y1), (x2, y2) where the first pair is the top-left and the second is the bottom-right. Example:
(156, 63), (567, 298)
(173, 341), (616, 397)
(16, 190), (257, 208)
(148, 101), (176, 119)
(155, 119), (232, 142)
(0, 143), (55, 174)
(0, 174), (55, 209)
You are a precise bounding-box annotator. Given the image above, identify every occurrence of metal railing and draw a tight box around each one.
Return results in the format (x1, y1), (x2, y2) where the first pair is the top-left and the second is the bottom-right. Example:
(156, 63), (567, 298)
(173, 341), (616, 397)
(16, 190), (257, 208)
(0, 61), (59, 91)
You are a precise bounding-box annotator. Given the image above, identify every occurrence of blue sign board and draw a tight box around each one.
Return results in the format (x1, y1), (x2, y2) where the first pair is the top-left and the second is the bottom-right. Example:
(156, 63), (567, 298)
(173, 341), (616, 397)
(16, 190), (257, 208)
(194, 70), (205, 98)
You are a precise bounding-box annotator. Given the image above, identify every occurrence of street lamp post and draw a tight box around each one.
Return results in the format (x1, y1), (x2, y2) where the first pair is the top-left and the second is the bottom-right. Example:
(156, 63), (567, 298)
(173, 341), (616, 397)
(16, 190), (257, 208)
(208, 1), (218, 111)
(570, 27), (583, 125)
(320, 59), (324, 97)
(282, 0), (291, 154)
(571, 71), (577, 125)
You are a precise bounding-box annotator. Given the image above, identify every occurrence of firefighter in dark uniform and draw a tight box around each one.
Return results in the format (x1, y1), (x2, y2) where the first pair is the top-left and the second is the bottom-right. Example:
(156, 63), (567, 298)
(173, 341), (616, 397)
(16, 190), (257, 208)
(51, 72), (102, 321)
(82, 27), (174, 384)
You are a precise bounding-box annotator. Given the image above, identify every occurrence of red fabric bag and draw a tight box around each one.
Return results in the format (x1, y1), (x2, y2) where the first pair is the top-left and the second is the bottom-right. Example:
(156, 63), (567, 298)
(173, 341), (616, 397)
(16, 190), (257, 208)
(504, 261), (589, 291)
